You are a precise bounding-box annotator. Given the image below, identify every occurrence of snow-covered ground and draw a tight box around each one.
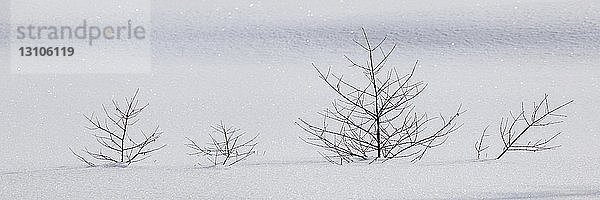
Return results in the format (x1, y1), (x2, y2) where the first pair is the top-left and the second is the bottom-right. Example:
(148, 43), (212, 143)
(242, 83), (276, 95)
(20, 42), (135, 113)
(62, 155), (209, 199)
(1, 0), (600, 199)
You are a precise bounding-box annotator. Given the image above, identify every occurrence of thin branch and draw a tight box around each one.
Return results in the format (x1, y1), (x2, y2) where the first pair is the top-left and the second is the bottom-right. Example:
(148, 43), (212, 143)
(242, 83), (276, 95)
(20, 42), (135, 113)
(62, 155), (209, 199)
(496, 95), (572, 159)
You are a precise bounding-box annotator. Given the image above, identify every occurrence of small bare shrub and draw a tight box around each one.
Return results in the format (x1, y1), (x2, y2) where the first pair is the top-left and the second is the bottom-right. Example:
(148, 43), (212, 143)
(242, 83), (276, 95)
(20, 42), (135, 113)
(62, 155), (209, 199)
(495, 94), (573, 159)
(185, 122), (259, 166)
(296, 28), (463, 164)
(70, 89), (166, 167)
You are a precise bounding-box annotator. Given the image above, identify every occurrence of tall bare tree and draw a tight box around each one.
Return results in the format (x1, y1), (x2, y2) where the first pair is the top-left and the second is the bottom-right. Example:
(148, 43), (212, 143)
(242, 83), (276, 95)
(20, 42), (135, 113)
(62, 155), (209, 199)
(70, 89), (166, 167)
(496, 94), (573, 159)
(296, 28), (464, 164)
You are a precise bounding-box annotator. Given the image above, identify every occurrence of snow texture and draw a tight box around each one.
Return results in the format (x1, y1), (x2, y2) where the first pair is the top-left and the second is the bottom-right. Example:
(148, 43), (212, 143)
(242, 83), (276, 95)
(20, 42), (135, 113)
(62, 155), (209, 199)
(1, 0), (600, 199)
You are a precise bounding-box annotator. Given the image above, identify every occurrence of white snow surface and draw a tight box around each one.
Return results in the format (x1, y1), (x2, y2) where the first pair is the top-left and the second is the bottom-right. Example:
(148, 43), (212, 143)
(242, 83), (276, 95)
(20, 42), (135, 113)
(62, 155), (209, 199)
(1, 0), (600, 199)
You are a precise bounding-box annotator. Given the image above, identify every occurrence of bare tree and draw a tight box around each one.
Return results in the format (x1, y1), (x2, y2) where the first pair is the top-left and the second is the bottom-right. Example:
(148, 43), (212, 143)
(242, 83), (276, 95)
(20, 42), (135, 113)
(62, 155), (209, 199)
(496, 94), (573, 159)
(475, 126), (491, 160)
(70, 89), (166, 167)
(185, 122), (259, 166)
(296, 28), (464, 164)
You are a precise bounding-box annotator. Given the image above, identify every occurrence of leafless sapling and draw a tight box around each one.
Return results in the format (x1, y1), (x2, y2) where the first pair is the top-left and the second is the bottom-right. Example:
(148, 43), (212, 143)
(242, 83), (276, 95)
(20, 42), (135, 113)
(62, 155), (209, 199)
(185, 122), (259, 166)
(296, 28), (464, 164)
(70, 89), (166, 167)
(475, 126), (491, 160)
(496, 94), (573, 159)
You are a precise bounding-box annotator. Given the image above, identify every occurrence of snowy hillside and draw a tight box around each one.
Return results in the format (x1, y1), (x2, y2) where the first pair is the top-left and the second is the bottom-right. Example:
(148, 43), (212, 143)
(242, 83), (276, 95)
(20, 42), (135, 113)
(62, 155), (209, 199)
(1, 0), (600, 199)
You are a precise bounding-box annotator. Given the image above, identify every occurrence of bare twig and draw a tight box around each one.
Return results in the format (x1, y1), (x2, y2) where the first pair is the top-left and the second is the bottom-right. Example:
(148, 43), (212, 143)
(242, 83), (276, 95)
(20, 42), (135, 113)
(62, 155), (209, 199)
(496, 94), (572, 159)
(475, 126), (490, 160)
(69, 147), (95, 167)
